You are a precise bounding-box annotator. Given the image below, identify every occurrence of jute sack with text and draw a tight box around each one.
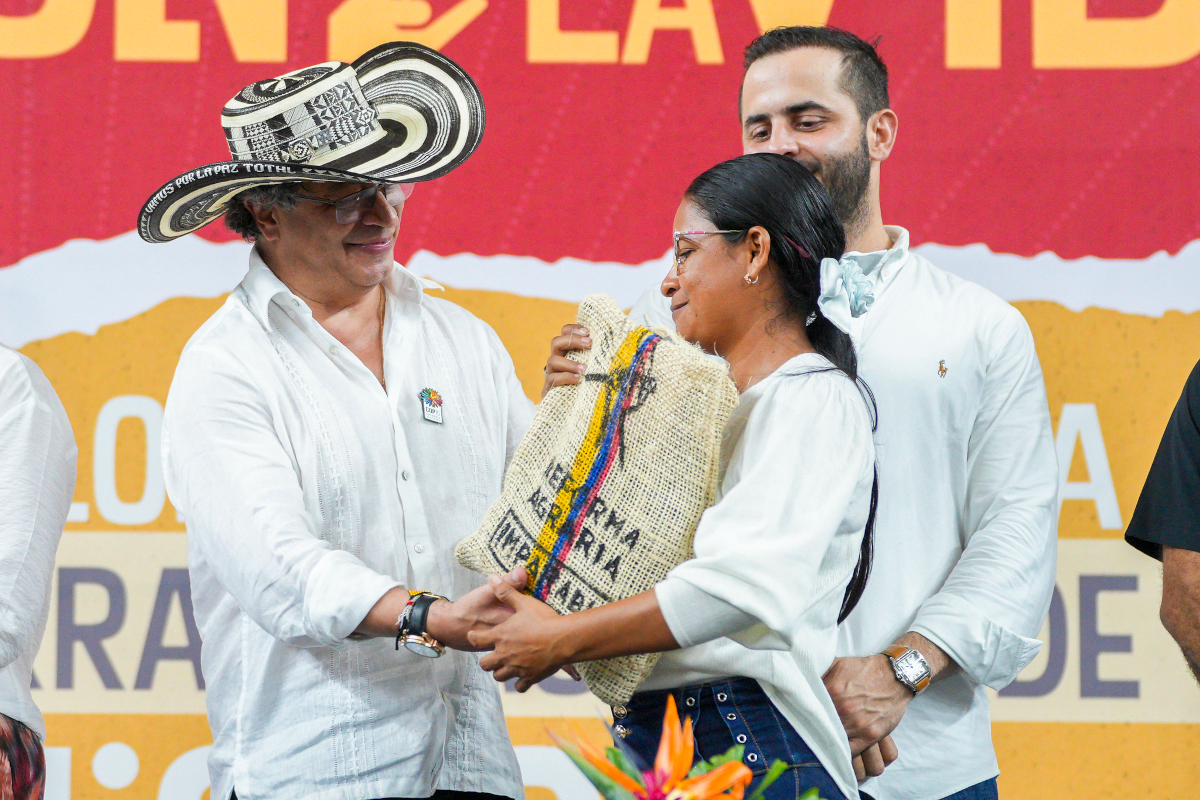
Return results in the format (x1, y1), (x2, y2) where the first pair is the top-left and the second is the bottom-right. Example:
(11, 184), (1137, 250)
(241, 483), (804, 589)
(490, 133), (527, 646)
(456, 294), (739, 706)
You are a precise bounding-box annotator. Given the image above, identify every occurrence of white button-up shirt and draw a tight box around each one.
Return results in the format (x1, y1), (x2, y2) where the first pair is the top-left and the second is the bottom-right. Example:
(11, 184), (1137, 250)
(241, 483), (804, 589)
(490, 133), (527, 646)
(162, 251), (534, 800)
(629, 227), (1059, 800)
(651, 355), (878, 800)
(0, 346), (77, 739)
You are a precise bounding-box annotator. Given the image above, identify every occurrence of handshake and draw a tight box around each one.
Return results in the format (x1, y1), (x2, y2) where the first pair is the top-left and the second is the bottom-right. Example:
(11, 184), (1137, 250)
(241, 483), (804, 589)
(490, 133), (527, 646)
(369, 565), (584, 691)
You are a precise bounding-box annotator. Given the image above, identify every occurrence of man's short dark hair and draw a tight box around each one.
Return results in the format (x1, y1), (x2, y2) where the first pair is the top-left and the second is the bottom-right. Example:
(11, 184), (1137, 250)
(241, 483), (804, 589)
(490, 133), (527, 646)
(743, 26), (889, 122)
(224, 183), (301, 242)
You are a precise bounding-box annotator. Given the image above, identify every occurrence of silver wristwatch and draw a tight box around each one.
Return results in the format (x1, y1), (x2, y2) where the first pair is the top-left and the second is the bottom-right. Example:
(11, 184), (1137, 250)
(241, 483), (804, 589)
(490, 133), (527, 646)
(883, 644), (931, 695)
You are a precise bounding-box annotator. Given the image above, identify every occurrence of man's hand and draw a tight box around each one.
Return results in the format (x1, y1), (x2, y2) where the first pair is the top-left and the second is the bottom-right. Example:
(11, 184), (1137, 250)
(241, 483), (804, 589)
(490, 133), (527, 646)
(427, 566), (528, 651)
(823, 654), (912, 757)
(853, 736), (898, 782)
(469, 575), (572, 691)
(542, 324), (590, 398)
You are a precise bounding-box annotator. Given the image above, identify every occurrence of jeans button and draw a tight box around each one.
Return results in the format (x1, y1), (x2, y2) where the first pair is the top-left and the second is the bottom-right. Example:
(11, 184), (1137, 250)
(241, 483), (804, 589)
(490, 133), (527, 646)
(612, 706), (627, 719)
(685, 697), (696, 707)
(737, 734), (747, 744)
(717, 692), (728, 701)
(726, 713), (737, 721)
(614, 725), (629, 738)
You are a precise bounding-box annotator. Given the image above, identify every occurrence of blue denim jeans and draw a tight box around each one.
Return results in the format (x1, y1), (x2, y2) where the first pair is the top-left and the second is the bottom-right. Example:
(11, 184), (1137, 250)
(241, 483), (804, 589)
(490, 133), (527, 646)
(616, 677), (847, 800)
(941, 778), (999, 800)
(861, 778), (999, 800)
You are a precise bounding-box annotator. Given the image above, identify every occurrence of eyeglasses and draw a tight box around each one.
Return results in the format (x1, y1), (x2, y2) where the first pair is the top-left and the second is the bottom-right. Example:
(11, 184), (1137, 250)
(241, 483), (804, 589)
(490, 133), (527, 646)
(294, 182), (415, 225)
(672, 228), (814, 266)
(672, 229), (745, 266)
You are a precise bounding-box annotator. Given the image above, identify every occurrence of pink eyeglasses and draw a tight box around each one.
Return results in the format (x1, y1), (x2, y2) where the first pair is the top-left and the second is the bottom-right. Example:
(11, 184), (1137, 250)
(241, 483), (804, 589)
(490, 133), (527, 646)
(672, 230), (744, 265)
(673, 229), (813, 264)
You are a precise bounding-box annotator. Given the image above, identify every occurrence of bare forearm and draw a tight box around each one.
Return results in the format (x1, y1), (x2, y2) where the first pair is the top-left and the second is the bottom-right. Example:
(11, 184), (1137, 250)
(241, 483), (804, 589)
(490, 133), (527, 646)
(551, 590), (679, 664)
(355, 586), (408, 638)
(1161, 545), (1200, 684)
(353, 589), (487, 646)
(895, 631), (957, 681)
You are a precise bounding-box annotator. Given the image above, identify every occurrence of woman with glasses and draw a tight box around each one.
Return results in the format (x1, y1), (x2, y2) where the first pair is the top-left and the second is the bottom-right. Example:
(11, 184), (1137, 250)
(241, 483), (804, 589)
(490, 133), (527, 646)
(469, 153), (881, 800)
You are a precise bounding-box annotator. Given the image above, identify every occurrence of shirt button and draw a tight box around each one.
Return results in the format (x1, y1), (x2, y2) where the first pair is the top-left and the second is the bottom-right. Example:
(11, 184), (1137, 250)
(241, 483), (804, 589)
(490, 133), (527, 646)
(413, 543), (425, 554)
(402, 470), (411, 481)
(329, 345), (339, 355)
(291, 298), (300, 307)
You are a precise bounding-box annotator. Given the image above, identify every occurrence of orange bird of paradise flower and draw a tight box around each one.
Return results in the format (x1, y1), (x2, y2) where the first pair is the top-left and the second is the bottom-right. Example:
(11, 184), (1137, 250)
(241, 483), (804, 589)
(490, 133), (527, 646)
(552, 694), (775, 800)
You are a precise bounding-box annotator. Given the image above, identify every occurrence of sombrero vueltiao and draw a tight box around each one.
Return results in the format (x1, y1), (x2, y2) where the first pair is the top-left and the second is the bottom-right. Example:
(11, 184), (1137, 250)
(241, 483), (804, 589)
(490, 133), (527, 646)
(137, 41), (485, 243)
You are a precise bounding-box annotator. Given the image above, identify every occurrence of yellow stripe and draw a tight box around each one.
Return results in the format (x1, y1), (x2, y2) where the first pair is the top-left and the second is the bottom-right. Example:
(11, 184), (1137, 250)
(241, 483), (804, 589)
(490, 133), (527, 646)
(525, 329), (649, 586)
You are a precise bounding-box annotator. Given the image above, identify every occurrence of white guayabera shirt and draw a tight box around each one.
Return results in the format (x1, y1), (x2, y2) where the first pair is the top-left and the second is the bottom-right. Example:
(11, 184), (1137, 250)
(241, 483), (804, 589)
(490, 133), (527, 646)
(630, 226), (1059, 800)
(162, 251), (533, 800)
(0, 346), (77, 740)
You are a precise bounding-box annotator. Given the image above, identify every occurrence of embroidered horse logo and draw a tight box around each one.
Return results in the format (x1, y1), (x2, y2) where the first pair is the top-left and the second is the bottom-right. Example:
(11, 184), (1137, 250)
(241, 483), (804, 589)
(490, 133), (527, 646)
(938, 360), (948, 378)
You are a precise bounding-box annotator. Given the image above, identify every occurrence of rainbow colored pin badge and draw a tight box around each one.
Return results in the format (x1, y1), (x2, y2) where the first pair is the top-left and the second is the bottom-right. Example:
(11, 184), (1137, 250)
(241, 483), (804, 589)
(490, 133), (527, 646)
(420, 388), (443, 424)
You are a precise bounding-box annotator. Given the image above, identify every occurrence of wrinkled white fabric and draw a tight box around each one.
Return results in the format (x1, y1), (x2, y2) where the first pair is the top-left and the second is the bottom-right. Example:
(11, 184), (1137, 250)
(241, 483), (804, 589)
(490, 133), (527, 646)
(651, 354), (877, 800)
(0, 346), (77, 739)
(163, 250), (533, 800)
(818, 256), (874, 333)
(629, 226), (1059, 800)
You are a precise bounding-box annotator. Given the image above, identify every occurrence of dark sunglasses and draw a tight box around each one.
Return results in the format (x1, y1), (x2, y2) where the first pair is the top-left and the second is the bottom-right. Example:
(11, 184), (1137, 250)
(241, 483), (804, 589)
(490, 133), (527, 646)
(294, 182), (415, 224)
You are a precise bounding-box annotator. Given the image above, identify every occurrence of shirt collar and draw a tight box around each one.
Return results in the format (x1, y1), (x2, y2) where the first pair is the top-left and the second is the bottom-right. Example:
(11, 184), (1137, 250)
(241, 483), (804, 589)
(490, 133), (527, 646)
(843, 225), (910, 278)
(239, 247), (443, 328)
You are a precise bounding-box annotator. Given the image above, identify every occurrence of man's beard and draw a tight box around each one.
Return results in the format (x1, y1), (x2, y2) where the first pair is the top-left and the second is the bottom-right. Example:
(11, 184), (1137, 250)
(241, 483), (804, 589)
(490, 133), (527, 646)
(818, 133), (872, 243)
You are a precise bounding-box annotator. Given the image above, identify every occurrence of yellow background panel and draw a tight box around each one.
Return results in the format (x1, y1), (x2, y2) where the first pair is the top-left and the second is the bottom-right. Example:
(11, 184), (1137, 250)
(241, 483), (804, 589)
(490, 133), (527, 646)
(994, 722), (1200, 798)
(1018, 302), (1200, 539)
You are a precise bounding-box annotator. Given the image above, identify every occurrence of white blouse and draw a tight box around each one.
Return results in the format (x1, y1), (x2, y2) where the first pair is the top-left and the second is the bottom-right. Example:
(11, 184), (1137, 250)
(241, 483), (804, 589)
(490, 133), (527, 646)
(0, 346), (77, 739)
(652, 353), (877, 800)
(632, 226), (1058, 799)
(162, 252), (533, 800)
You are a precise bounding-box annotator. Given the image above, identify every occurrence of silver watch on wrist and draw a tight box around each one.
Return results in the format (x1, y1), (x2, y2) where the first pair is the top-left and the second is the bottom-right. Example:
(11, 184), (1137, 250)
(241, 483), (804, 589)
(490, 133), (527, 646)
(883, 644), (931, 695)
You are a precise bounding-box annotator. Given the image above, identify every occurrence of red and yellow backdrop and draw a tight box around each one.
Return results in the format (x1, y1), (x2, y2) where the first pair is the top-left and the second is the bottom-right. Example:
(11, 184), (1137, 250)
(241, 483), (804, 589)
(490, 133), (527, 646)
(2, 1), (1199, 797)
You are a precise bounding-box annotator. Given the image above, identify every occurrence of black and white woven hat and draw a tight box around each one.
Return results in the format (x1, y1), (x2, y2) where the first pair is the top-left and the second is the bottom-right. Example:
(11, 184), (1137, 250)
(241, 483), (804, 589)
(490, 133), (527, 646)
(138, 41), (485, 243)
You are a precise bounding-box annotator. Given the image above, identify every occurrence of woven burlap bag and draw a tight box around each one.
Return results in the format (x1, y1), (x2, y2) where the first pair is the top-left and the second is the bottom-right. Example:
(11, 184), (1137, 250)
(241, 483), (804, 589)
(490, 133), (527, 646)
(456, 294), (738, 706)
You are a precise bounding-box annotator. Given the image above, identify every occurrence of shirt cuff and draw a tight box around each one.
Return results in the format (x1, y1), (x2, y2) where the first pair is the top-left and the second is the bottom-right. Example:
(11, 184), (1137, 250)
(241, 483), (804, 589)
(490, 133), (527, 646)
(304, 550), (402, 645)
(655, 579), (757, 649)
(909, 591), (1043, 690)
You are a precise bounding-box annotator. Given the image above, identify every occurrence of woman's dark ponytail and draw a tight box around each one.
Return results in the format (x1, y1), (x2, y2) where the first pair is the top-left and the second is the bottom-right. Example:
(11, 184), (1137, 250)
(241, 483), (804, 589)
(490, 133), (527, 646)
(685, 152), (878, 623)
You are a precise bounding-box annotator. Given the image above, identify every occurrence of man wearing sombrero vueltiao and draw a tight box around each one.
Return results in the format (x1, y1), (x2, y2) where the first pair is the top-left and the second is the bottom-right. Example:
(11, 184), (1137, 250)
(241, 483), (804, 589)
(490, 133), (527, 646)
(143, 43), (531, 800)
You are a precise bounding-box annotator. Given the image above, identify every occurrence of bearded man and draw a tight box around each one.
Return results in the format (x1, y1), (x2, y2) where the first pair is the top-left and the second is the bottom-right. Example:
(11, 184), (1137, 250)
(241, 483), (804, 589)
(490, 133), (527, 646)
(592, 27), (1060, 800)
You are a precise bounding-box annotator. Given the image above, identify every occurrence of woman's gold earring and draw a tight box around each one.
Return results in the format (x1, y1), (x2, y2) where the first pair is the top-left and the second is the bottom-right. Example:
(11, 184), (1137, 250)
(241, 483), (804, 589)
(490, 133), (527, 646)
(744, 274), (759, 285)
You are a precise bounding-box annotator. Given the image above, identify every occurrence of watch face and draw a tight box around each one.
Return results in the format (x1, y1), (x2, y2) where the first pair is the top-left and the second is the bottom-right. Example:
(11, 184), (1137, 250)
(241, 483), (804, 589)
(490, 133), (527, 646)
(403, 639), (441, 658)
(896, 651), (929, 684)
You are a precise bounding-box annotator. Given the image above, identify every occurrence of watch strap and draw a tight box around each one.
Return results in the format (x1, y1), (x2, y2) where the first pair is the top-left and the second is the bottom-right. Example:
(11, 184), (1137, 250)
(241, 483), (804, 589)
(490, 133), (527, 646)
(395, 590), (440, 652)
(408, 593), (439, 638)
